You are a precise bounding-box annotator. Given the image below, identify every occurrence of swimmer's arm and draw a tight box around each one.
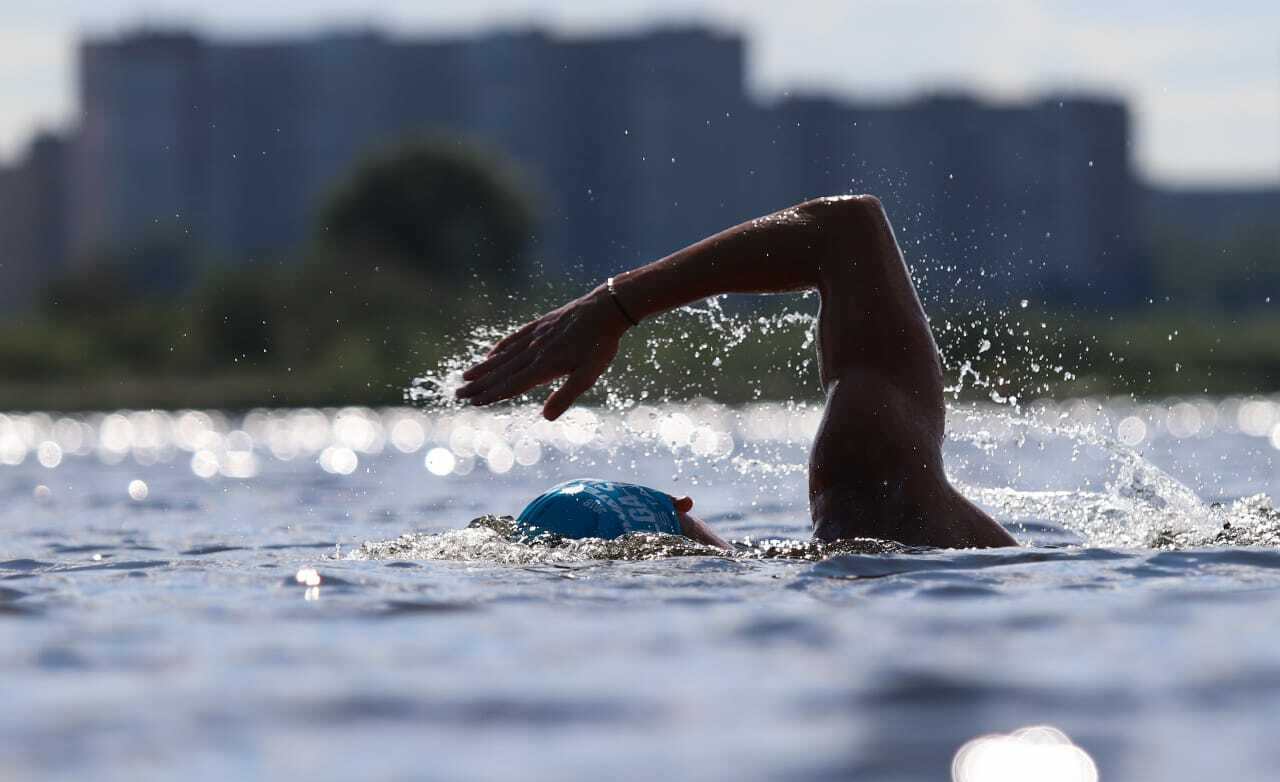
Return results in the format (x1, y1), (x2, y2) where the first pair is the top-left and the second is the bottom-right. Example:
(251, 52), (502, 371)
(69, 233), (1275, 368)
(680, 514), (731, 550)
(671, 495), (732, 550)
(608, 195), (879, 319)
(457, 196), (889, 418)
(614, 195), (935, 393)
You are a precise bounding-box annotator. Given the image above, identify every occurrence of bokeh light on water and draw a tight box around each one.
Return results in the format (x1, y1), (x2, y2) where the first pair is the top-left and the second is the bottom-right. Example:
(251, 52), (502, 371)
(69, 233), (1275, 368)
(0, 396), (1278, 485)
(127, 479), (149, 501)
(953, 726), (1097, 782)
(1, 396), (1277, 552)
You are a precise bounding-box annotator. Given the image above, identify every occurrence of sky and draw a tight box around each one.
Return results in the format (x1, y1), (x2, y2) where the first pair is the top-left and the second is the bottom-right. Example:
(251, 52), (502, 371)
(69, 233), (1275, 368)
(2, 0), (1277, 186)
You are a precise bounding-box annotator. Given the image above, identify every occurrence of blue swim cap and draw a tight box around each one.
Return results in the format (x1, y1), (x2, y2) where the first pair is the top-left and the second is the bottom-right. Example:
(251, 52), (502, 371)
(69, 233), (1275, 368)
(516, 479), (683, 540)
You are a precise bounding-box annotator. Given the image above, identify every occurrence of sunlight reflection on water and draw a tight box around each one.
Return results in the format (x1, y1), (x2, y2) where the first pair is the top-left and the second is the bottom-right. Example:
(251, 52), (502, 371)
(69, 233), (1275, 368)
(2, 396), (1277, 480)
(3, 399), (1279, 550)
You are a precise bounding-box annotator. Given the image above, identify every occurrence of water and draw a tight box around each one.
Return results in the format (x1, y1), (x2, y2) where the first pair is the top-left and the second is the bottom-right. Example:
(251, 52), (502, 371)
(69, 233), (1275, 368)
(2, 399), (1280, 781)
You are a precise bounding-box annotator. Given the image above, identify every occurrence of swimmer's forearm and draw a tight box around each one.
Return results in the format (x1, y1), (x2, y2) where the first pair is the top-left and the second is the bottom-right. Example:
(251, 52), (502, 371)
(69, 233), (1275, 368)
(455, 196), (886, 418)
(607, 197), (873, 322)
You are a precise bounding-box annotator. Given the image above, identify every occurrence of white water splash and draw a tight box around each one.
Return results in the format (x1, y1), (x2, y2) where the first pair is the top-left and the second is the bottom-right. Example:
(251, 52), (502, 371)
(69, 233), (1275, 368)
(946, 402), (1264, 547)
(402, 298), (1277, 553)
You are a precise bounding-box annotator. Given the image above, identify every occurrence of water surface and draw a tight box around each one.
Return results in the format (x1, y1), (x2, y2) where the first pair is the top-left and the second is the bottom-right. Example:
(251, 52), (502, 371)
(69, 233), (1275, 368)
(2, 400), (1279, 780)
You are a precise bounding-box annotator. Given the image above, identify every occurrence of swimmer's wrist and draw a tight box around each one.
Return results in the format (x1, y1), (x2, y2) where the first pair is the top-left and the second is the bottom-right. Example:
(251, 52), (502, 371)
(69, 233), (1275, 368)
(589, 282), (638, 332)
(605, 276), (641, 327)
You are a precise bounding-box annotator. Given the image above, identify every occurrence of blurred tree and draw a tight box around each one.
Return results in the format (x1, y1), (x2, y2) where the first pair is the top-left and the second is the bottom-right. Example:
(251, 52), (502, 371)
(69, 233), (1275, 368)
(197, 269), (276, 367)
(44, 232), (204, 319)
(317, 135), (536, 281)
(44, 261), (133, 319)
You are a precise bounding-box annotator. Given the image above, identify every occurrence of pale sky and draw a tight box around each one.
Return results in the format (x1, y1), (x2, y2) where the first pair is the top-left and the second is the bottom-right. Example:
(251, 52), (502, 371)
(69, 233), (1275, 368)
(2, 0), (1277, 186)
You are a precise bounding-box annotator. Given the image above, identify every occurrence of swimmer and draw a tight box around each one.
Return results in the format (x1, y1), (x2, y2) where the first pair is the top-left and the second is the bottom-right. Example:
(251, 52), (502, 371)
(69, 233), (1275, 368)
(458, 196), (1018, 549)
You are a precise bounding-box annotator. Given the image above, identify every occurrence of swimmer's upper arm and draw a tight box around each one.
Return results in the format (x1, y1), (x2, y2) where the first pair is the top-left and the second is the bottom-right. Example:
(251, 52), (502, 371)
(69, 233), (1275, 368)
(800, 196), (944, 425)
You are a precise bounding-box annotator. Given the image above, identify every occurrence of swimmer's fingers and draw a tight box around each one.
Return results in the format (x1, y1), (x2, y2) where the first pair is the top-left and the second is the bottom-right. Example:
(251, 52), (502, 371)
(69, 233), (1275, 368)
(458, 350), (540, 403)
(462, 324), (544, 382)
(462, 336), (533, 382)
(485, 320), (539, 357)
(467, 350), (569, 407)
(543, 362), (606, 421)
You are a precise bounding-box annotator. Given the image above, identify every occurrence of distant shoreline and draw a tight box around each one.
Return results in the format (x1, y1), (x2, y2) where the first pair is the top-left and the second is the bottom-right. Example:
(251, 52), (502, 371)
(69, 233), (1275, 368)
(2, 293), (1277, 412)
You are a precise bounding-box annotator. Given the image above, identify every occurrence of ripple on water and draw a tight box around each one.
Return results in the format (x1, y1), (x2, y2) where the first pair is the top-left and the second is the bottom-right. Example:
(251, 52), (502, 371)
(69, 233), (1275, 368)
(180, 545), (247, 556)
(0, 558), (49, 571)
(60, 559), (171, 573)
(377, 599), (478, 616)
(347, 514), (922, 566)
(282, 693), (658, 727)
(348, 516), (727, 564)
(0, 585), (36, 617)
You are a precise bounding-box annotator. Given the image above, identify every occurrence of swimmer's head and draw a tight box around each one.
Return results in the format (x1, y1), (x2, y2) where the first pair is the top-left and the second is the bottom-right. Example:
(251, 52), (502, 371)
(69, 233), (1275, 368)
(516, 479), (684, 540)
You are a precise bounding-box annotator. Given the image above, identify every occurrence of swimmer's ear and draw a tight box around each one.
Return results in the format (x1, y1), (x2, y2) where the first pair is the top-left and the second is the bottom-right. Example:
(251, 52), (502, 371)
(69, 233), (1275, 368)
(670, 495), (694, 513)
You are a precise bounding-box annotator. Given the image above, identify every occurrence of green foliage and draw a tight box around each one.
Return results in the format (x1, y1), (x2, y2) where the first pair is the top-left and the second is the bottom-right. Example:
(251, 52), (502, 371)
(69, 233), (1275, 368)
(3, 133), (1277, 410)
(2, 278), (1280, 410)
(44, 261), (135, 320)
(196, 269), (277, 366)
(45, 233), (207, 320)
(316, 135), (536, 282)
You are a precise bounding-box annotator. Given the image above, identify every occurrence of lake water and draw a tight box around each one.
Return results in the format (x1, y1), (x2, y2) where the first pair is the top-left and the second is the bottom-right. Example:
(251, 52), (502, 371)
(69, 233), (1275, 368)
(2, 398), (1280, 781)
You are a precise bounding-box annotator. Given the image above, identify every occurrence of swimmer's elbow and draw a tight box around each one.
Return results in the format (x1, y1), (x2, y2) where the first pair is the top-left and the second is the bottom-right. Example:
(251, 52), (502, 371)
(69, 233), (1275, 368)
(796, 195), (893, 266)
(798, 194), (885, 225)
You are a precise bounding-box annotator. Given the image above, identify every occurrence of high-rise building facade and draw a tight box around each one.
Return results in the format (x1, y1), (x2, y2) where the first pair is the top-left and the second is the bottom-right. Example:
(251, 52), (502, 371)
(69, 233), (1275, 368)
(1, 25), (1140, 314)
(0, 132), (69, 312)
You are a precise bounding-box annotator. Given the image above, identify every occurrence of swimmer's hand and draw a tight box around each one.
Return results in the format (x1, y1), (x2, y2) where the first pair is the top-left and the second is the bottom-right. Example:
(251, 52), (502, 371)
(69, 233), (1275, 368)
(456, 286), (631, 420)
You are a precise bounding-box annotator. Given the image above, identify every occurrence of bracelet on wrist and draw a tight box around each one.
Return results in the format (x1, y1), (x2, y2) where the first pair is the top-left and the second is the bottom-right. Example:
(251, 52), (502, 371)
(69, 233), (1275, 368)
(606, 277), (640, 327)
